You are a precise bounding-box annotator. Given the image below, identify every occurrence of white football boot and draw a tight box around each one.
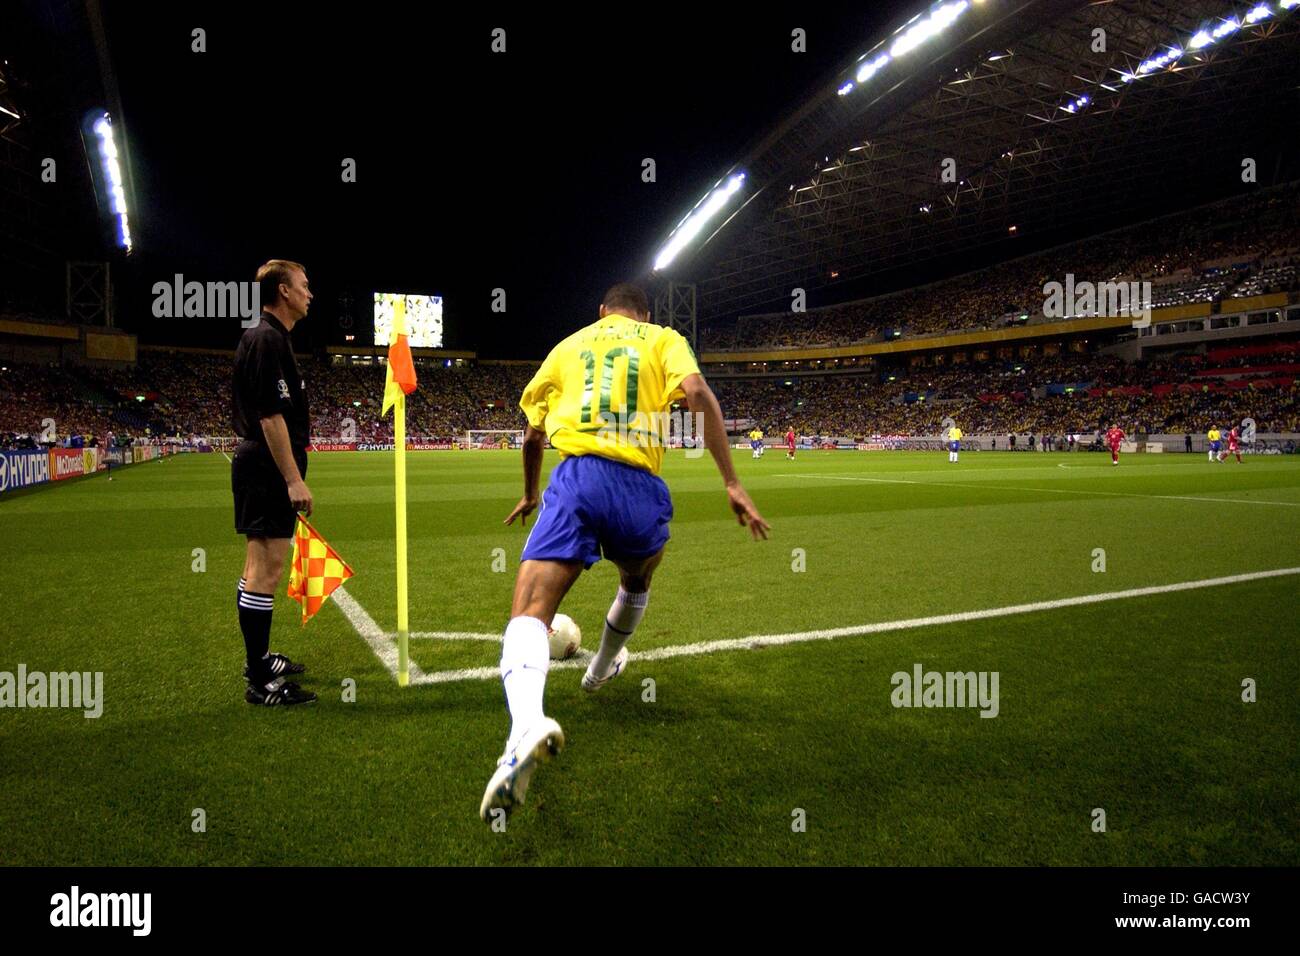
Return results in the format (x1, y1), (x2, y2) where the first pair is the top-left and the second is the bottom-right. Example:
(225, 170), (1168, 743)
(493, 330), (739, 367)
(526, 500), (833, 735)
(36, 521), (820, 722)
(478, 717), (565, 824)
(581, 646), (629, 695)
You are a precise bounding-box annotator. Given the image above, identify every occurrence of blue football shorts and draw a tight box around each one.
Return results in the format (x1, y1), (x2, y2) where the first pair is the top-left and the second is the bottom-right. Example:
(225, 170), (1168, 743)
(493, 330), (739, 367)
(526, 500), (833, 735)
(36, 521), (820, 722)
(521, 454), (673, 569)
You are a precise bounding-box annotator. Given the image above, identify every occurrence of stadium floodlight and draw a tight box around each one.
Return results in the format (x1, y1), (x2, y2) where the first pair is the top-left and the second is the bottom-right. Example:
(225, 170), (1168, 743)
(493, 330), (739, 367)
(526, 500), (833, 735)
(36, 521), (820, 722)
(1213, 17), (1242, 38)
(1245, 4), (1273, 23)
(653, 172), (746, 271)
(837, 81), (855, 96)
(1284, 0), (1299, 9)
(1134, 48), (1183, 77)
(890, 1), (970, 58)
(1188, 30), (1213, 49)
(90, 112), (132, 252)
(855, 53), (891, 83)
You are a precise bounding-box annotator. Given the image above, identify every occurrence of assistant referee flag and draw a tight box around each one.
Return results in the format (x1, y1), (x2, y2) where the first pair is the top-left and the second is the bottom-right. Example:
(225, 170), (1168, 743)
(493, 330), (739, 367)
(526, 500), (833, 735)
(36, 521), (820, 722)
(287, 515), (354, 625)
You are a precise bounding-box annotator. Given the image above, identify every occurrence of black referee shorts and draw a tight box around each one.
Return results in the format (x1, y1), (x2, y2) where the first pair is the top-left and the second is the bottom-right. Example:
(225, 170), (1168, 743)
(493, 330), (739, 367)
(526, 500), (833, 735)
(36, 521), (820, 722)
(232, 440), (308, 538)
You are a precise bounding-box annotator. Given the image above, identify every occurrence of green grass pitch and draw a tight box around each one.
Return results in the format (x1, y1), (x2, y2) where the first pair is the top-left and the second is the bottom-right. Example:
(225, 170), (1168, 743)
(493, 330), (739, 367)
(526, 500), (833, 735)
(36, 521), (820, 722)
(1, 447), (1298, 865)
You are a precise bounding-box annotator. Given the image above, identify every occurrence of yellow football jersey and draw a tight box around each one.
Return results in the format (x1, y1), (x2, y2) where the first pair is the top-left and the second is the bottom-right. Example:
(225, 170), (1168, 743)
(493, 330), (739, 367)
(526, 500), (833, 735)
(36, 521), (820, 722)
(1207, 428), (1220, 442)
(519, 313), (701, 475)
(948, 426), (963, 441)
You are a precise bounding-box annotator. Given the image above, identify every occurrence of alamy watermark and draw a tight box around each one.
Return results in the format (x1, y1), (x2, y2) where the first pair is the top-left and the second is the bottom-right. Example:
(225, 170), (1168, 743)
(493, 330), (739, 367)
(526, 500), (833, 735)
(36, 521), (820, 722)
(891, 663), (999, 718)
(50, 886), (150, 936)
(1, 665), (103, 718)
(590, 409), (708, 458)
(152, 273), (261, 327)
(1043, 273), (1152, 329)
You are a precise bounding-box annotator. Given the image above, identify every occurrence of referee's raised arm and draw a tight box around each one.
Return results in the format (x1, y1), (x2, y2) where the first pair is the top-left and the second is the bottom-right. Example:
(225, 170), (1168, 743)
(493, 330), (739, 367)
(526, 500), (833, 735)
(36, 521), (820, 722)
(229, 259), (317, 706)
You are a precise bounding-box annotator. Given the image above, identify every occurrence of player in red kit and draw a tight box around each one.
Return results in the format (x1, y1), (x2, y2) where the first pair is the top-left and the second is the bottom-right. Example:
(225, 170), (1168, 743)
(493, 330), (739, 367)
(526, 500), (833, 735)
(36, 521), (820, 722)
(1225, 426), (1243, 463)
(785, 427), (796, 461)
(1105, 423), (1125, 465)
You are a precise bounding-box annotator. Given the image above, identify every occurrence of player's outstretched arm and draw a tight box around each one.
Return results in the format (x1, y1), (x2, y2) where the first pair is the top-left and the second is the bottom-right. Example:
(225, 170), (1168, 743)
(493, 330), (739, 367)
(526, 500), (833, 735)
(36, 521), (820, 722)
(504, 424), (546, 526)
(681, 373), (771, 540)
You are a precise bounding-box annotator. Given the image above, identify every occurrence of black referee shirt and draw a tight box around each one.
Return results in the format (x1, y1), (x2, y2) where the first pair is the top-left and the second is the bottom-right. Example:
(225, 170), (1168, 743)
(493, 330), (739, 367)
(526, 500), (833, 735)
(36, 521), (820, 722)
(232, 313), (310, 452)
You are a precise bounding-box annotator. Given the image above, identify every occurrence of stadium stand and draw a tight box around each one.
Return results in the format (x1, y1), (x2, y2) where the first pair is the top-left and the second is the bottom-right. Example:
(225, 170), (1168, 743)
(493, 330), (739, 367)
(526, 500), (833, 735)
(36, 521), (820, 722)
(700, 185), (1300, 351)
(2, 191), (1297, 451)
(3, 335), (1296, 450)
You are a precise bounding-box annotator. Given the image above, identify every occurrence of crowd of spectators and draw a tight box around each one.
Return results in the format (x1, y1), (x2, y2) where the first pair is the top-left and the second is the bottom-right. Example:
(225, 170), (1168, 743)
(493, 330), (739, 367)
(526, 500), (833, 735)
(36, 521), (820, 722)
(0, 354), (543, 447)
(701, 184), (1300, 351)
(711, 344), (1300, 440)
(3, 343), (1296, 450)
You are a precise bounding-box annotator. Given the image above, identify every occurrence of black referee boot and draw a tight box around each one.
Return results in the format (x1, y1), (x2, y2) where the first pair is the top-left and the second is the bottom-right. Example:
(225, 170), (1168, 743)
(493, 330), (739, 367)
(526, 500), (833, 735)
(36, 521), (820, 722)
(242, 652), (306, 681)
(245, 677), (317, 706)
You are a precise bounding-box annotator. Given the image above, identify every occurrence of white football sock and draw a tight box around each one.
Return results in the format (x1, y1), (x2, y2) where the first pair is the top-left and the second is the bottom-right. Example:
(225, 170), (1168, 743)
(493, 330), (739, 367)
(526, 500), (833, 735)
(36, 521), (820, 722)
(591, 587), (649, 677)
(500, 616), (550, 752)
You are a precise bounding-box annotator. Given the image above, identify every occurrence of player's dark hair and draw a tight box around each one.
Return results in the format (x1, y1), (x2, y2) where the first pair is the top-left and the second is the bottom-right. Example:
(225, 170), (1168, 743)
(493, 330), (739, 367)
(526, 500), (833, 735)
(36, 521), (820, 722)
(256, 259), (306, 307)
(602, 283), (650, 318)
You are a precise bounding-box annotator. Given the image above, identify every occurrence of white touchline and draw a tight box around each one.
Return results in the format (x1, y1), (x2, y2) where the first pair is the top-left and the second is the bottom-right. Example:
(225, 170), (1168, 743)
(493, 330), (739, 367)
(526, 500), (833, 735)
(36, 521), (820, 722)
(773, 472), (1300, 507)
(335, 568), (1300, 686)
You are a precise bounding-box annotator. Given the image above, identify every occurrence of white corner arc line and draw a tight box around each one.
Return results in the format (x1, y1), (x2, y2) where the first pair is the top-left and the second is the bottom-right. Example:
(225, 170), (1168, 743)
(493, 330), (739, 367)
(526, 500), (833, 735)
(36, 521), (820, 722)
(332, 586), (428, 682)
(378, 567), (1300, 686)
(408, 651), (594, 686)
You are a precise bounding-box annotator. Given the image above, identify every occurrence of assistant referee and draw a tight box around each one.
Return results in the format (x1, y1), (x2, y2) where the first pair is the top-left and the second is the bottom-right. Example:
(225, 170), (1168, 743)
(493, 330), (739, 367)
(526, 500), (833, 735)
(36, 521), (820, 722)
(231, 259), (317, 705)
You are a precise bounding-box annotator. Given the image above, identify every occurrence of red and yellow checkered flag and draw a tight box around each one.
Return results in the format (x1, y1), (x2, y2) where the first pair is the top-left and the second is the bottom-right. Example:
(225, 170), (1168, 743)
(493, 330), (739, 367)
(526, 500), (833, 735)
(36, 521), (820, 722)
(286, 515), (354, 626)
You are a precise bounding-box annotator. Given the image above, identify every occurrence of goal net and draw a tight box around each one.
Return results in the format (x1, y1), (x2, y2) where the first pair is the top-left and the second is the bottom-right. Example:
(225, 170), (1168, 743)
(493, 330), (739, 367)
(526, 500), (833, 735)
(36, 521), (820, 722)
(464, 429), (525, 449)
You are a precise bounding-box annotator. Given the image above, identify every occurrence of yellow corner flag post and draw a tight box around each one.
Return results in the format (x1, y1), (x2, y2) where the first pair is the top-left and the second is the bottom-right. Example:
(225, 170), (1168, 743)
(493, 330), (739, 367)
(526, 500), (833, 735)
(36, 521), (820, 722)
(382, 296), (419, 686)
(394, 389), (409, 685)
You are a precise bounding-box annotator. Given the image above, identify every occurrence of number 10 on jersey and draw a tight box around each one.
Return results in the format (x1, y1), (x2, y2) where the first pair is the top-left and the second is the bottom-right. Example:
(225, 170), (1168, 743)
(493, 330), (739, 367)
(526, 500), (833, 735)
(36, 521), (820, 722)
(580, 347), (639, 424)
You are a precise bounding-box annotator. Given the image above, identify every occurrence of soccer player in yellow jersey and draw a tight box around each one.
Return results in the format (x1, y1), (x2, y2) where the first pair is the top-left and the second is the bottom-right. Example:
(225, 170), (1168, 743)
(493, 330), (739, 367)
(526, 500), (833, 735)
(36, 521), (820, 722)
(749, 427), (765, 459)
(1207, 426), (1222, 463)
(946, 424), (963, 463)
(479, 283), (770, 823)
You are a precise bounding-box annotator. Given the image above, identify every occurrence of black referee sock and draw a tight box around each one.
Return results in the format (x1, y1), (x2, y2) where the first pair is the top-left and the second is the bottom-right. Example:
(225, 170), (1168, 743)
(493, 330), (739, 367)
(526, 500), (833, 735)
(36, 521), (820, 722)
(238, 589), (275, 684)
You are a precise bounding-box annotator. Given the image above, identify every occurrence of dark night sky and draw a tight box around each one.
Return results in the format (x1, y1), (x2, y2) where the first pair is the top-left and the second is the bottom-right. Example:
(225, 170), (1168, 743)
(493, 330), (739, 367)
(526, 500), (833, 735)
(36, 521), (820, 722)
(98, 2), (914, 358)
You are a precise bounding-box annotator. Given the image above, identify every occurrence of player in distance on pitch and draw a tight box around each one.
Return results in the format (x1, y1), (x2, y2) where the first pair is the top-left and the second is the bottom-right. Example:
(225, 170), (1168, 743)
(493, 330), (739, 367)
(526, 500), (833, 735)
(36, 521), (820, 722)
(1106, 422), (1125, 466)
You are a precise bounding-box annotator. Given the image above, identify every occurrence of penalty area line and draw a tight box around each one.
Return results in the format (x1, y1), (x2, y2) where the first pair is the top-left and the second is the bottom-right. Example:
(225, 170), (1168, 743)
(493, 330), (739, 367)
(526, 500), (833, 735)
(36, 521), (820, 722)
(773, 471), (1300, 507)
(342, 567), (1300, 686)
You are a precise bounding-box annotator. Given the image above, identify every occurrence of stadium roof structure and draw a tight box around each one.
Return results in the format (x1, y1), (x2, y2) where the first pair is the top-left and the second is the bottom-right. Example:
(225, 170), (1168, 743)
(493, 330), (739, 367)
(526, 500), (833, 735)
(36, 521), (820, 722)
(654, 0), (1300, 321)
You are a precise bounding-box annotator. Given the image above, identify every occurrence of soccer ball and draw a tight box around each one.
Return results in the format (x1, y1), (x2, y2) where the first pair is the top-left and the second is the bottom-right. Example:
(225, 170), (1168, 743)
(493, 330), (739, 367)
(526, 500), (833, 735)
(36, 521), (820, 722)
(548, 613), (582, 660)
